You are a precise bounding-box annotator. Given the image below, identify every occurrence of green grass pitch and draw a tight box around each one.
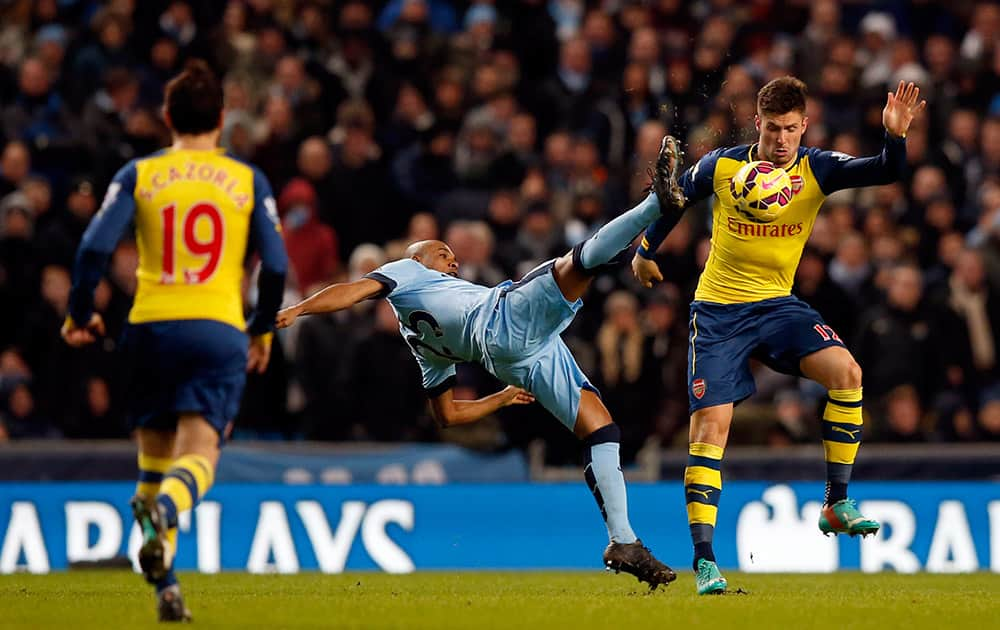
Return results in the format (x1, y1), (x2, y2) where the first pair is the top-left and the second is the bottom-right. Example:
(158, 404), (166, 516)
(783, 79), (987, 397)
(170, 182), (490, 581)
(1, 571), (997, 629)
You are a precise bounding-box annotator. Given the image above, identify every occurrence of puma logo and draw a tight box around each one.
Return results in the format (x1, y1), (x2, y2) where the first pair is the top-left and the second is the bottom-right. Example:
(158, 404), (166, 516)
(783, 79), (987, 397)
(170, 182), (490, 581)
(830, 426), (860, 439)
(688, 488), (714, 500)
(846, 516), (868, 527)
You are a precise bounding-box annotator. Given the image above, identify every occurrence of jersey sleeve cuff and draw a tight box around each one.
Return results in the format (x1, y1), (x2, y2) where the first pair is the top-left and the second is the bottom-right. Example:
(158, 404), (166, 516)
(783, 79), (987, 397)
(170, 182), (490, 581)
(636, 236), (656, 259)
(425, 375), (456, 399)
(364, 272), (396, 299)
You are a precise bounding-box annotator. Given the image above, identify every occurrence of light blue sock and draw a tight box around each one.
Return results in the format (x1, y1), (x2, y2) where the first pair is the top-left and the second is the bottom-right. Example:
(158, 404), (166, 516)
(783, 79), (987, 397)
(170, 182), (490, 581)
(585, 441), (638, 544)
(578, 192), (661, 269)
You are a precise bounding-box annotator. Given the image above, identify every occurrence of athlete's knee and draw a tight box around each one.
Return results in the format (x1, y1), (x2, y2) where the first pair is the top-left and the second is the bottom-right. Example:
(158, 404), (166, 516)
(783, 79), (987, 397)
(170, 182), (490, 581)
(555, 250), (576, 276)
(582, 422), (620, 446)
(831, 359), (863, 390)
(690, 405), (732, 444)
(573, 388), (613, 439)
(174, 415), (221, 464)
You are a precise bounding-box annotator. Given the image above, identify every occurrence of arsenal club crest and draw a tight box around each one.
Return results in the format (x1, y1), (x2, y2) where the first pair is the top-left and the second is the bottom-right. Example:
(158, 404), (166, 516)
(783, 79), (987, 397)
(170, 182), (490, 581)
(790, 175), (804, 195)
(692, 378), (706, 399)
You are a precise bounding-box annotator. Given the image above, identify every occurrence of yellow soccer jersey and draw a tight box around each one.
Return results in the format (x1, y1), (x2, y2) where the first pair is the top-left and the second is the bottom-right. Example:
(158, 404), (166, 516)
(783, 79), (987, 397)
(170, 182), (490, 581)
(638, 136), (906, 304)
(68, 148), (288, 333)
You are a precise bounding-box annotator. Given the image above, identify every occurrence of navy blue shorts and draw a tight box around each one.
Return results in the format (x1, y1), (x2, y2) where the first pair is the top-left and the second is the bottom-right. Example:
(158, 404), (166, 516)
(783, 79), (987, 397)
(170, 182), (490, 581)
(687, 296), (845, 412)
(120, 320), (248, 435)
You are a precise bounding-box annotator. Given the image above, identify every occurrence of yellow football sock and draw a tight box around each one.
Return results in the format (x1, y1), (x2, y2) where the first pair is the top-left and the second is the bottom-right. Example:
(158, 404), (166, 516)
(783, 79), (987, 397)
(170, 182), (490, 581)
(158, 454), (215, 526)
(136, 453), (172, 499)
(822, 388), (864, 466)
(685, 442), (723, 531)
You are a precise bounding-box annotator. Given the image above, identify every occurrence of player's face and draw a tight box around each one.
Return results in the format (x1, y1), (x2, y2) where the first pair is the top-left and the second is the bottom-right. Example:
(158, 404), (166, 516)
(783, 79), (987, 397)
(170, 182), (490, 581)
(755, 111), (807, 167)
(425, 246), (459, 277)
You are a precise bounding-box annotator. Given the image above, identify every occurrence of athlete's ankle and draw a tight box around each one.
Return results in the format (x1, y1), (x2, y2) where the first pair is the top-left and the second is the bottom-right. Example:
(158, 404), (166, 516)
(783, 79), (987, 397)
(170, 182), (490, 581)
(693, 541), (716, 570)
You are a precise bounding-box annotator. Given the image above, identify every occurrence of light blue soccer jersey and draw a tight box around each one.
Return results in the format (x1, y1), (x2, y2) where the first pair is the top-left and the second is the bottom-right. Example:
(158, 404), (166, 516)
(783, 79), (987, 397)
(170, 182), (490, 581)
(366, 258), (595, 429)
(366, 259), (507, 392)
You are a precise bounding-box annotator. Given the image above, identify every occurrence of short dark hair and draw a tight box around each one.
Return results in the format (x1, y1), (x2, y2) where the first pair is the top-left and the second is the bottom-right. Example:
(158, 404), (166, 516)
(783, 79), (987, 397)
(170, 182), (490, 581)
(757, 76), (808, 116)
(164, 59), (223, 135)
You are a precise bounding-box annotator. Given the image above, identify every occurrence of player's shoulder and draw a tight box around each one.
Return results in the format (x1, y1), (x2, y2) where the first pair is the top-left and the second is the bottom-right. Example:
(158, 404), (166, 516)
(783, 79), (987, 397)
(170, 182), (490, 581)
(716, 145), (753, 162)
(371, 258), (428, 280)
(800, 144), (853, 163)
(131, 148), (170, 169)
(697, 145), (753, 183)
(221, 151), (268, 181)
(694, 144), (752, 173)
(110, 153), (155, 187)
(381, 258), (429, 276)
(366, 258), (431, 297)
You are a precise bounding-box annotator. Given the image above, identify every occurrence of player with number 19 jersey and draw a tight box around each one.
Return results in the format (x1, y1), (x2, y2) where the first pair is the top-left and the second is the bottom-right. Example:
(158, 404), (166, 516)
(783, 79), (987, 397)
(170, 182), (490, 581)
(68, 147), (287, 432)
(102, 148), (278, 329)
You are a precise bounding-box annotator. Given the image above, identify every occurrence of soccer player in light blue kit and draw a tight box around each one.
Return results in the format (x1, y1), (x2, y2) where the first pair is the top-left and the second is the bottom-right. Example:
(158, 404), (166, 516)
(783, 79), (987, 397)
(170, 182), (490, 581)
(277, 137), (687, 588)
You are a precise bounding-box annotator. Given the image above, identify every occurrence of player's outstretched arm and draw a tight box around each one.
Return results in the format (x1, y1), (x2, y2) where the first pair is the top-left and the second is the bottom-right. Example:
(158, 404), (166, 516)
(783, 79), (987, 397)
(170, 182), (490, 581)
(428, 385), (535, 427)
(813, 81), (926, 194)
(276, 278), (385, 328)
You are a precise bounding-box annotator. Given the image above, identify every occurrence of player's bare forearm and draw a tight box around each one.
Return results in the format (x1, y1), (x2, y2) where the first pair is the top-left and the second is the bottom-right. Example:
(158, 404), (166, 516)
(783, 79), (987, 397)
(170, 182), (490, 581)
(429, 386), (534, 427)
(276, 278), (383, 328)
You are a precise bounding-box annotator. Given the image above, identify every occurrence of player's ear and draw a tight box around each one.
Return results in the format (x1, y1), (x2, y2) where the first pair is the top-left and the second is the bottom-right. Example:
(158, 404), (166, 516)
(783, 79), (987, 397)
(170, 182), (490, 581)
(801, 116), (808, 134)
(754, 114), (761, 131)
(162, 106), (172, 130)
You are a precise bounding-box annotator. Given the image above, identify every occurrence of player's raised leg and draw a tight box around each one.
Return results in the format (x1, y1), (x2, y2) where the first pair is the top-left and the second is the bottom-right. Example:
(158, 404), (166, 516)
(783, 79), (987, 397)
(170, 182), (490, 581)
(800, 347), (880, 537)
(573, 388), (677, 589)
(687, 403), (732, 595)
(552, 136), (684, 303)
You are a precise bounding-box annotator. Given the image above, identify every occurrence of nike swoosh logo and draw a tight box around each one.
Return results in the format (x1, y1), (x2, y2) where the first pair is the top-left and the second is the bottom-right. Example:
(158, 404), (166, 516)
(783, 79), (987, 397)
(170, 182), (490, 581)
(831, 426), (860, 438)
(760, 178), (778, 190)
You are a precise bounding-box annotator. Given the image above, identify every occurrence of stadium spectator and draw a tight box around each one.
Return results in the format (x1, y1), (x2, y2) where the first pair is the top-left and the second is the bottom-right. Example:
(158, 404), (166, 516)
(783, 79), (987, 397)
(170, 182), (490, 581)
(0, 140), (31, 197)
(979, 394), (1000, 441)
(1, 381), (58, 439)
(278, 177), (339, 296)
(794, 246), (856, 346)
(878, 384), (929, 443)
(939, 249), (1000, 390)
(345, 299), (430, 442)
(853, 264), (954, 403)
(2, 57), (77, 162)
(69, 9), (134, 109)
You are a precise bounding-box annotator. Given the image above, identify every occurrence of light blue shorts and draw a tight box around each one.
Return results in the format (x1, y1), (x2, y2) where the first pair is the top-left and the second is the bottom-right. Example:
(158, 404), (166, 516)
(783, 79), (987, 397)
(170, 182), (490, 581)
(483, 262), (599, 430)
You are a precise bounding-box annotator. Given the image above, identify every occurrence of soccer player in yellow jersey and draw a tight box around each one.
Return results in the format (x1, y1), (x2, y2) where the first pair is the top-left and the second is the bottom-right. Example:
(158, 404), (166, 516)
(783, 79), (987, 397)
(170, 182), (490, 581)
(61, 60), (287, 620)
(632, 77), (926, 594)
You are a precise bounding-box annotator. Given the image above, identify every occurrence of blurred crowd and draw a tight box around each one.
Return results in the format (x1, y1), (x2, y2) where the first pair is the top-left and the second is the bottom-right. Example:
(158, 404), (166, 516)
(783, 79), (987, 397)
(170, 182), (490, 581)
(0, 0), (999, 462)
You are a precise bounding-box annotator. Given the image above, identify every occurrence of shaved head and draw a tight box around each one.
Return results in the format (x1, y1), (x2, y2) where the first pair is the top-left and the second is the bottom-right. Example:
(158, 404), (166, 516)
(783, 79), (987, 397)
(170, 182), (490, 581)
(405, 239), (447, 260)
(406, 240), (459, 276)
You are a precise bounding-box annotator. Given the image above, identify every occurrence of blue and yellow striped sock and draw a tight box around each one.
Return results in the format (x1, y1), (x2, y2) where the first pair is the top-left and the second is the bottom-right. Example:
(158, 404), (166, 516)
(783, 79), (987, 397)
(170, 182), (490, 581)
(685, 442), (723, 569)
(137, 453), (181, 591)
(157, 454), (215, 529)
(136, 453), (172, 499)
(822, 388), (863, 505)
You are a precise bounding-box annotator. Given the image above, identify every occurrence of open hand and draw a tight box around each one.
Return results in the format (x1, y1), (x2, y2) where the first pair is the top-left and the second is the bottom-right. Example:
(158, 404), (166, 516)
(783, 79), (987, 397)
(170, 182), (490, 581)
(60, 313), (105, 347)
(500, 386), (535, 407)
(883, 81), (926, 138)
(632, 254), (663, 288)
